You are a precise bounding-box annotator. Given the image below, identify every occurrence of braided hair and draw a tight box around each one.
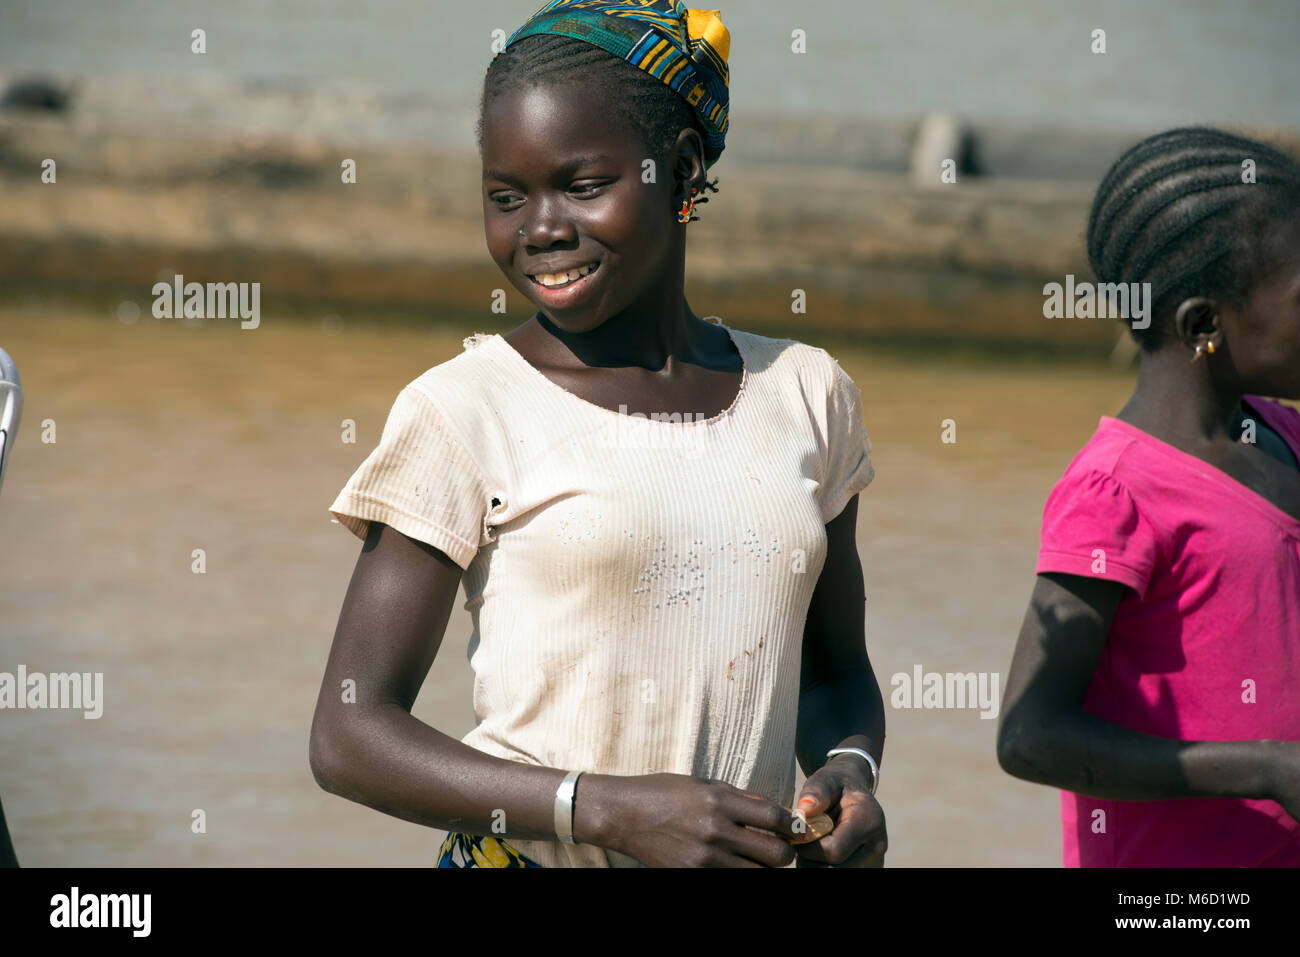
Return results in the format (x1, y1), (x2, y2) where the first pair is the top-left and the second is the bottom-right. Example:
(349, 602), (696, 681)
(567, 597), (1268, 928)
(478, 33), (719, 219)
(1087, 126), (1300, 350)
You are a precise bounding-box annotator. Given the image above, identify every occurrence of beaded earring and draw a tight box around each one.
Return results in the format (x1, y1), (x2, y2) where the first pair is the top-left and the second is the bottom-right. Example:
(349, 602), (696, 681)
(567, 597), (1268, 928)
(676, 188), (697, 224)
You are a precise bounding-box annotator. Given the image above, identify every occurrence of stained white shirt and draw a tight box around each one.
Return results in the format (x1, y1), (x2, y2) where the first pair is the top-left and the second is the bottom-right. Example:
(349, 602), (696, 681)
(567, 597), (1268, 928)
(328, 324), (874, 867)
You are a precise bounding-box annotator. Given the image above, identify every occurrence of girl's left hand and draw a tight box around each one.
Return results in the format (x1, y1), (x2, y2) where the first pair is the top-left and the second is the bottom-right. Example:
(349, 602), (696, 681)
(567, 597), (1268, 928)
(792, 756), (886, 867)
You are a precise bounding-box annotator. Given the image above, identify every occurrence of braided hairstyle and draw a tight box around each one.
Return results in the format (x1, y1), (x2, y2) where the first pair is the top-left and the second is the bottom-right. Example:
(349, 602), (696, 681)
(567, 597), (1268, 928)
(1087, 126), (1300, 350)
(478, 33), (719, 219)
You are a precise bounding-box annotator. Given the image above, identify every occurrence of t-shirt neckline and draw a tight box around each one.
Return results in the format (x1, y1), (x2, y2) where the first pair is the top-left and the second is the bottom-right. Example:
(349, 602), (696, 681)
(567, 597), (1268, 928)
(1100, 397), (1300, 533)
(488, 323), (750, 427)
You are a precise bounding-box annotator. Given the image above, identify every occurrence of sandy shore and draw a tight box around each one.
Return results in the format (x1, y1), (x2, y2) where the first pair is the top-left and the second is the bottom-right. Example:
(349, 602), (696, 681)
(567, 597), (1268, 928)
(0, 300), (1145, 866)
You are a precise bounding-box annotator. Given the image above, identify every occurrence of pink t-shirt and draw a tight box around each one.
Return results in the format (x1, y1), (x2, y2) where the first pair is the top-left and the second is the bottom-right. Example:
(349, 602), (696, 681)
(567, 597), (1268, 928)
(1036, 396), (1300, 867)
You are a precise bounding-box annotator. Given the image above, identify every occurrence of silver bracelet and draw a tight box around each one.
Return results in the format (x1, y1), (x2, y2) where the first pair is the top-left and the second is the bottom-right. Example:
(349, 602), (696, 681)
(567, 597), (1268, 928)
(554, 770), (583, 845)
(826, 747), (879, 795)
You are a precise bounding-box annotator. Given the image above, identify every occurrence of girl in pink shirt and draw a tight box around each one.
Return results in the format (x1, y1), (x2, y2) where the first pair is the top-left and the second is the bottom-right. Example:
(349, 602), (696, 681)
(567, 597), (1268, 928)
(998, 127), (1300, 867)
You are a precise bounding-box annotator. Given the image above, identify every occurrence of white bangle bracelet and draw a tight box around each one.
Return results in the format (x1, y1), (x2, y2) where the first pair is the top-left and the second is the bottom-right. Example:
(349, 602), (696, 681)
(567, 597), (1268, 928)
(554, 770), (583, 845)
(826, 747), (879, 795)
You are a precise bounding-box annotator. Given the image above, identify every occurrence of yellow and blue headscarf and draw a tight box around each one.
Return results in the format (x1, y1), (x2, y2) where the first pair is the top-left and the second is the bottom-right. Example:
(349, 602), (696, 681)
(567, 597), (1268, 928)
(490, 0), (731, 168)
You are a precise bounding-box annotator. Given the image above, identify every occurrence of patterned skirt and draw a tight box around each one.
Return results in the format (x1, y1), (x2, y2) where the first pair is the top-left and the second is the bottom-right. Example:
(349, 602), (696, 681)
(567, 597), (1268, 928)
(437, 831), (544, 868)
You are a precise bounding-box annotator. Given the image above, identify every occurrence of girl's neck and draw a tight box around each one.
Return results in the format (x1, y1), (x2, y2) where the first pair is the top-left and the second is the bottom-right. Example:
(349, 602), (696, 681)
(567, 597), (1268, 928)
(1117, 347), (1249, 445)
(535, 303), (713, 371)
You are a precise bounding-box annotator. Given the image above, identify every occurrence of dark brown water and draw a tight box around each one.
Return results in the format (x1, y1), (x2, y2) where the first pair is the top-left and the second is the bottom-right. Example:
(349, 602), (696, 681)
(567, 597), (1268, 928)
(0, 301), (1144, 866)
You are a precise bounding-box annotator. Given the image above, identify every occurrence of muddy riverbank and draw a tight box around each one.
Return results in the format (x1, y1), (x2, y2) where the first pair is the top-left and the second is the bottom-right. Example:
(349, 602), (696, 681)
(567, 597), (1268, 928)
(0, 298), (1159, 866)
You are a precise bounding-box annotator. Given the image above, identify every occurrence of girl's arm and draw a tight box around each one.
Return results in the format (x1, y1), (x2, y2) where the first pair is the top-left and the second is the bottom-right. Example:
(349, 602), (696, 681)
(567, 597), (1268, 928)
(309, 521), (575, 842)
(0, 796), (17, 867)
(794, 494), (889, 865)
(998, 572), (1300, 820)
(309, 521), (802, 866)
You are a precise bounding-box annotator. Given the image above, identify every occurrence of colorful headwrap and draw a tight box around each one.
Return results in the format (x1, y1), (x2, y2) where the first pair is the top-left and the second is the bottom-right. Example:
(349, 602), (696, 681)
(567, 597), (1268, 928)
(489, 0), (731, 168)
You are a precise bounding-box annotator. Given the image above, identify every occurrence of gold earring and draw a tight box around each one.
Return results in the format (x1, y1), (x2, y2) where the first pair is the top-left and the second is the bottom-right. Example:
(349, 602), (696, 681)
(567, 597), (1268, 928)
(1207, 340), (1216, 354)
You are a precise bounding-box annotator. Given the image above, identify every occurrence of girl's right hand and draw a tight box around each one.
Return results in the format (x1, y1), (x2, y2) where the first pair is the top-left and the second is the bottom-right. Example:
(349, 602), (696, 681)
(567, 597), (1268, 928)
(576, 772), (800, 867)
(1265, 741), (1300, 824)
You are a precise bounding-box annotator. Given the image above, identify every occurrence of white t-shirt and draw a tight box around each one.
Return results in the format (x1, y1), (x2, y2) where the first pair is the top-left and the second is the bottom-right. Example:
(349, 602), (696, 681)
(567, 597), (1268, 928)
(328, 324), (875, 867)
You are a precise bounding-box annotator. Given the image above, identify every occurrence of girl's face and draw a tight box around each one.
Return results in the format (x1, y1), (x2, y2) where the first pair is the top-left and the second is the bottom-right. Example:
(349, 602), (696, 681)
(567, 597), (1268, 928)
(1218, 215), (1300, 399)
(480, 78), (683, 334)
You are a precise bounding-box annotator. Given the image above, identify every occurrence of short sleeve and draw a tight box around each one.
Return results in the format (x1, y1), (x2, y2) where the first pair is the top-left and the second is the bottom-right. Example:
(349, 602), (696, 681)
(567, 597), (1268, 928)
(328, 385), (488, 570)
(818, 358), (875, 523)
(1036, 468), (1158, 598)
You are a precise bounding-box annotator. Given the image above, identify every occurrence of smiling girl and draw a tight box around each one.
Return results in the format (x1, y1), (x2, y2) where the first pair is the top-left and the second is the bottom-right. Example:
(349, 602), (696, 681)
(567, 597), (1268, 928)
(310, 1), (886, 868)
(998, 127), (1300, 867)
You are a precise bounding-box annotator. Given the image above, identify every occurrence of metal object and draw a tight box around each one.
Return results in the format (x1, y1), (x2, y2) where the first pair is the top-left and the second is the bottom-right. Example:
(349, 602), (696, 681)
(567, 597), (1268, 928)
(0, 347), (22, 495)
(553, 770), (583, 845)
(0, 348), (20, 865)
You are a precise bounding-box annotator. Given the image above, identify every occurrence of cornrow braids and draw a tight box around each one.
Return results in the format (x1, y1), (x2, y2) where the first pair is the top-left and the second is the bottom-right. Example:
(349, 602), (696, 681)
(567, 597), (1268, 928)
(478, 33), (720, 209)
(1086, 126), (1300, 350)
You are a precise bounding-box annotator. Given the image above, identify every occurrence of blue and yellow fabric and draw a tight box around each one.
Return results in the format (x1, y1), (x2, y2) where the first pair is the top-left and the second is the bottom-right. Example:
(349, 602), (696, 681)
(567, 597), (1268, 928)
(490, 0), (731, 168)
(437, 831), (545, 868)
